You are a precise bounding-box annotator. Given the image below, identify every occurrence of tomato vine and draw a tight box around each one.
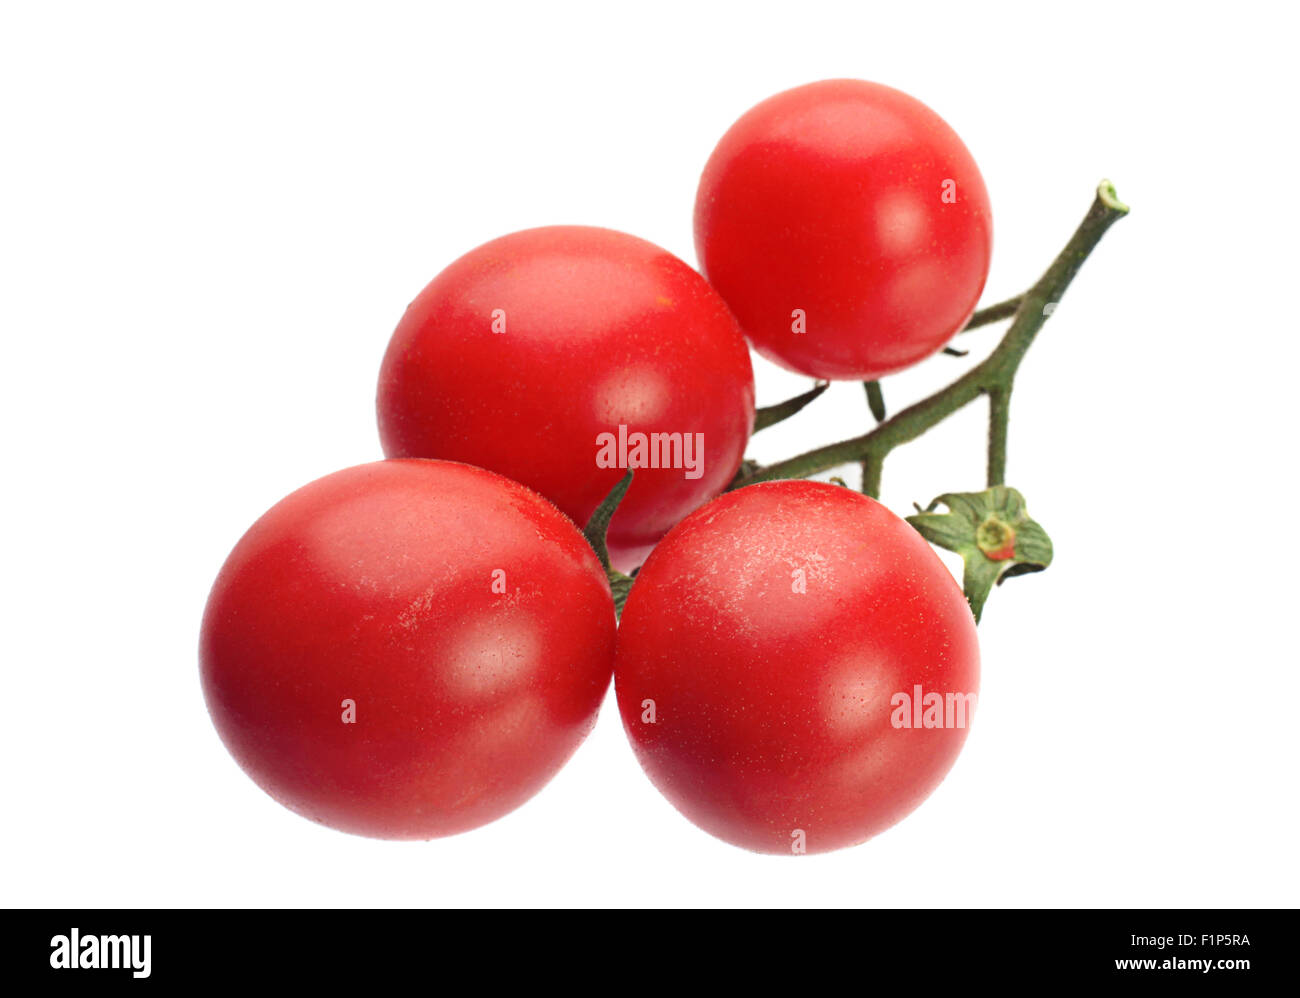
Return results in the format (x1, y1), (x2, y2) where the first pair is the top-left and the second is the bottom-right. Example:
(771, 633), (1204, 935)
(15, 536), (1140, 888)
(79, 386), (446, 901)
(593, 181), (1130, 622)
(738, 180), (1129, 495)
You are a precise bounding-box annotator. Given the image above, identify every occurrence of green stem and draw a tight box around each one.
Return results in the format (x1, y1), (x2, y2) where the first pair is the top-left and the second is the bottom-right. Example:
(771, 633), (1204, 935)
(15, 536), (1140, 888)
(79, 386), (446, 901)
(752, 381), (829, 432)
(962, 294), (1024, 332)
(861, 451), (884, 499)
(987, 385), (1011, 486)
(862, 380), (886, 494)
(581, 470), (636, 615)
(864, 380), (886, 422)
(730, 181), (1128, 490)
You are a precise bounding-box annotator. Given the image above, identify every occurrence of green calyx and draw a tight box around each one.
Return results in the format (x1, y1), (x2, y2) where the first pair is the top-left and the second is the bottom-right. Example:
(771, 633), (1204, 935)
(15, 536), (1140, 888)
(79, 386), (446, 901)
(907, 486), (1053, 623)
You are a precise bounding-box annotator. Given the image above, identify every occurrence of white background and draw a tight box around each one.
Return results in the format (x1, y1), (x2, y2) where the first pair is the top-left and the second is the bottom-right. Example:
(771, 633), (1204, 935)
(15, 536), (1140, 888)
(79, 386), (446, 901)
(3, 1), (1297, 908)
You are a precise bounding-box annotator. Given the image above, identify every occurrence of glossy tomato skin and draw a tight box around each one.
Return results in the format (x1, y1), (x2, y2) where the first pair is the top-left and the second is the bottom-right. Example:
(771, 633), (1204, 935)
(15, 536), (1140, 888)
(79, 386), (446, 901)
(615, 480), (979, 855)
(377, 226), (756, 573)
(200, 459), (616, 840)
(695, 79), (992, 381)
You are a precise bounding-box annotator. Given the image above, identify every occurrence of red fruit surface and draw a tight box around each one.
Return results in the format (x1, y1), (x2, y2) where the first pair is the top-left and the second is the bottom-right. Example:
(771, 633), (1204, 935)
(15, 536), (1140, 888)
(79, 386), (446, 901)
(615, 480), (980, 854)
(200, 459), (616, 839)
(695, 79), (992, 381)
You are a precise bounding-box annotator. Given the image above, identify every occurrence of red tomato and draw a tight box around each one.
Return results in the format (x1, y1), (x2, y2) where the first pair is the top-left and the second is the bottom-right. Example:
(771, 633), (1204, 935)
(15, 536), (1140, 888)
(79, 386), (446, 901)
(377, 226), (756, 573)
(615, 481), (980, 854)
(199, 459), (616, 839)
(694, 79), (992, 381)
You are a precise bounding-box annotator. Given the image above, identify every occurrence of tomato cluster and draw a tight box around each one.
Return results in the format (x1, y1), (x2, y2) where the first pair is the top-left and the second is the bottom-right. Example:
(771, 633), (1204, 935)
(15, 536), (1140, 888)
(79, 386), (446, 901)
(201, 80), (990, 853)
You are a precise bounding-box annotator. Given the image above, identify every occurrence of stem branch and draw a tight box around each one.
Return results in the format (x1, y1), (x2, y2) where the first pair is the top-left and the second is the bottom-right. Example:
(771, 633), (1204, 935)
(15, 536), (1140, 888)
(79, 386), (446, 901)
(962, 294), (1024, 332)
(861, 451), (884, 499)
(987, 385), (1011, 486)
(864, 380), (886, 422)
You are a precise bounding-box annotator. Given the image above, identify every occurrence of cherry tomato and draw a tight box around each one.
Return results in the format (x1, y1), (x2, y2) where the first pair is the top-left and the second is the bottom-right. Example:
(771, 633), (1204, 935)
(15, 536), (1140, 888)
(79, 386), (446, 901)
(200, 459), (616, 839)
(377, 226), (756, 573)
(615, 480), (980, 854)
(694, 79), (992, 381)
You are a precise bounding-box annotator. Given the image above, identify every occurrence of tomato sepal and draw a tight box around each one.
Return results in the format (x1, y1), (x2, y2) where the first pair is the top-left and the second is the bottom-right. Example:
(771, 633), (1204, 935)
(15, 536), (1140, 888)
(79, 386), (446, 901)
(906, 485), (1053, 623)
